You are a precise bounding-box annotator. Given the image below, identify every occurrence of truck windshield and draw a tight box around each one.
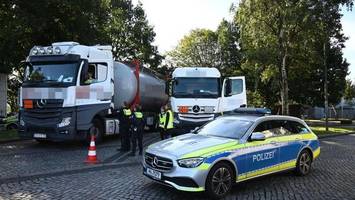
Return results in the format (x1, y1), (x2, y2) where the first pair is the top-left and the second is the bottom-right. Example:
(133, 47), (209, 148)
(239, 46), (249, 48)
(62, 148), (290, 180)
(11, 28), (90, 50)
(23, 62), (80, 86)
(197, 117), (253, 139)
(173, 78), (220, 98)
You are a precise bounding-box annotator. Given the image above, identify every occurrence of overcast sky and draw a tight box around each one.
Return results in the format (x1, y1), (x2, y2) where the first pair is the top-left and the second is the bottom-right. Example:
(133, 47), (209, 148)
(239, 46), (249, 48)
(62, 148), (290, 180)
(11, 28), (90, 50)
(134, 0), (355, 80)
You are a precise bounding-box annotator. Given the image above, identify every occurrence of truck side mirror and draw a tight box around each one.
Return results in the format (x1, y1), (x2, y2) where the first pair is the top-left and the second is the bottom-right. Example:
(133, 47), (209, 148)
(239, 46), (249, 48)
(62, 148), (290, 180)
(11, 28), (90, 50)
(225, 79), (232, 97)
(165, 79), (174, 96)
(80, 61), (89, 85)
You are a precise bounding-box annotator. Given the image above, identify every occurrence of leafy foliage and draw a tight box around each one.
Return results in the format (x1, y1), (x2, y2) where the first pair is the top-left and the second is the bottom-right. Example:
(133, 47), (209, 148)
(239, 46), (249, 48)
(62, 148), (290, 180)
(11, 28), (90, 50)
(0, 0), (162, 111)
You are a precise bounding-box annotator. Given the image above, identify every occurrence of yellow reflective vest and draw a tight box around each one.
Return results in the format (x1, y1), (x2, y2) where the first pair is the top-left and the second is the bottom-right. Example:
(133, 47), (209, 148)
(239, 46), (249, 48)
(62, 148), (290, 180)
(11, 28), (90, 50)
(159, 112), (165, 128)
(123, 108), (132, 116)
(166, 110), (174, 129)
(134, 112), (143, 119)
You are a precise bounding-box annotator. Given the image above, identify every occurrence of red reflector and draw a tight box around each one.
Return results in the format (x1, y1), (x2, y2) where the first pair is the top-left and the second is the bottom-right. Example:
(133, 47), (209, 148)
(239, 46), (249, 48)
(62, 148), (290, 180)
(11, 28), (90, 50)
(178, 106), (189, 113)
(23, 99), (33, 109)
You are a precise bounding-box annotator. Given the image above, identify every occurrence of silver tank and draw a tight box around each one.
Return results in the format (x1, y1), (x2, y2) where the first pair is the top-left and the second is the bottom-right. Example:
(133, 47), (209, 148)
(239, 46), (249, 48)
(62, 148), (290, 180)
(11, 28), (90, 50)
(113, 62), (168, 112)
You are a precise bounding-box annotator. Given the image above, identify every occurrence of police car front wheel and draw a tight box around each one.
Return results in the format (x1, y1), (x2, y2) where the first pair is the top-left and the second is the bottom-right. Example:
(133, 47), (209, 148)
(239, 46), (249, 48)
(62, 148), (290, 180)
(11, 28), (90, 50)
(206, 162), (234, 199)
(295, 149), (312, 176)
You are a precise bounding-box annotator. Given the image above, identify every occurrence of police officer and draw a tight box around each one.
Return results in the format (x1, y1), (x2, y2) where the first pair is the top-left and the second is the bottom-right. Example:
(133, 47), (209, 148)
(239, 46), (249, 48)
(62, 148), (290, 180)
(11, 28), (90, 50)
(158, 106), (166, 140)
(160, 104), (174, 140)
(118, 101), (132, 151)
(130, 105), (144, 156)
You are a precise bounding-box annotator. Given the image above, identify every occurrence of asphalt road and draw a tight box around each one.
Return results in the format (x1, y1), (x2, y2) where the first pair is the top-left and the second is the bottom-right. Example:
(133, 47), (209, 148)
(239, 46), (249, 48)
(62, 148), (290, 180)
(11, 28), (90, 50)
(0, 133), (354, 200)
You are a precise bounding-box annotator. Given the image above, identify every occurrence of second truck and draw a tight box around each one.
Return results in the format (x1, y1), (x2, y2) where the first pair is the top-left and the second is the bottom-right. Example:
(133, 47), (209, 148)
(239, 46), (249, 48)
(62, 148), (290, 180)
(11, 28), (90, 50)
(168, 67), (247, 133)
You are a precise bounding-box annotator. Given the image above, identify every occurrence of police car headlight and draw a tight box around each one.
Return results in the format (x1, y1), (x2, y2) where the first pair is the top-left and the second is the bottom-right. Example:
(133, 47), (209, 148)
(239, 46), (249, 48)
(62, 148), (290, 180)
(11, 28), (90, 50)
(58, 117), (71, 128)
(177, 157), (204, 168)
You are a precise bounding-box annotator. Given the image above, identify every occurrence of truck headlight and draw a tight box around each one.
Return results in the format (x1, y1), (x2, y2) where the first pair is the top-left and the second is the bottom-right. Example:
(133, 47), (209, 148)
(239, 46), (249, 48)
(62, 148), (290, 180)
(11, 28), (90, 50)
(177, 157), (204, 168)
(20, 119), (25, 126)
(173, 118), (180, 124)
(58, 117), (71, 128)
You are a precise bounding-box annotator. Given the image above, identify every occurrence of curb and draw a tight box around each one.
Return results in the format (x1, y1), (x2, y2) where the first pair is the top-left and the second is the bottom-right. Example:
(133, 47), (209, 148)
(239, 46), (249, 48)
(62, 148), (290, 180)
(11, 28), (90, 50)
(0, 138), (29, 145)
(318, 132), (355, 139)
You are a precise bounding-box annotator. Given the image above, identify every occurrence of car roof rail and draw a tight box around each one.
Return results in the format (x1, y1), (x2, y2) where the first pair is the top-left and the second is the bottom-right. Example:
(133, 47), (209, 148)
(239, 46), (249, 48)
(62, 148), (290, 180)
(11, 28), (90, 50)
(227, 108), (272, 116)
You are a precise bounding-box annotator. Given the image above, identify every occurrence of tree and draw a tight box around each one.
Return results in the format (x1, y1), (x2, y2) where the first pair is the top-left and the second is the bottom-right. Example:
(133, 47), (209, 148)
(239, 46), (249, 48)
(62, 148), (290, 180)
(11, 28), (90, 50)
(106, 0), (163, 68)
(344, 79), (355, 101)
(237, 0), (318, 115)
(236, 0), (352, 114)
(216, 19), (243, 76)
(0, 0), (162, 112)
(167, 29), (222, 68)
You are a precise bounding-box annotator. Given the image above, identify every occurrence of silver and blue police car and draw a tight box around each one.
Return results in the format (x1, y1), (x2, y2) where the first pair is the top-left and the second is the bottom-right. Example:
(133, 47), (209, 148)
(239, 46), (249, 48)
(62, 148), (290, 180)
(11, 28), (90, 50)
(143, 114), (320, 198)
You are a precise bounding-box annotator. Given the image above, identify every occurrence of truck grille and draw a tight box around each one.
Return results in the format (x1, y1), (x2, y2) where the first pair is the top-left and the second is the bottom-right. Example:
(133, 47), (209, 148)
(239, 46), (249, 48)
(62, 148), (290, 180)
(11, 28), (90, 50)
(145, 152), (173, 171)
(178, 113), (214, 122)
(23, 99), (64, 123)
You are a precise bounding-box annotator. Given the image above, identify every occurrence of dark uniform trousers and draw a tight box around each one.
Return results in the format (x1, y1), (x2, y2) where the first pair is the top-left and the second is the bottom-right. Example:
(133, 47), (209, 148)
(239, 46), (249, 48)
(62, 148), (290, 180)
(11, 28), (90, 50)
(131, 112), (144, 154)
(120, 108), (132, 151)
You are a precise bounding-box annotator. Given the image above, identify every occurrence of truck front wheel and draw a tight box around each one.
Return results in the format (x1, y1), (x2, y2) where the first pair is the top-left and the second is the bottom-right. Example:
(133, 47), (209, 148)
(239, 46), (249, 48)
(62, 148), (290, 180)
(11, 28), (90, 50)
(87, 118), (103, 143)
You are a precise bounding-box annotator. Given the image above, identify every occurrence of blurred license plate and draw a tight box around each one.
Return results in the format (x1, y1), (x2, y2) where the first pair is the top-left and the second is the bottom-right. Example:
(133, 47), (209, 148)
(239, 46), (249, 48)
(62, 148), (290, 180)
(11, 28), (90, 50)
(146, 168), (161, 180)
(34, 133), (47, 139)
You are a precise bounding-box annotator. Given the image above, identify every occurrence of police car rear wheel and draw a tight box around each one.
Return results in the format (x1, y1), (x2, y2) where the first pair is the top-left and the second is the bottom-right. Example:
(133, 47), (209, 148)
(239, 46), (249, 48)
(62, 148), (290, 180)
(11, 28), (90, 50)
(206, 163), (234, 199)
(296, 150), (312, 176)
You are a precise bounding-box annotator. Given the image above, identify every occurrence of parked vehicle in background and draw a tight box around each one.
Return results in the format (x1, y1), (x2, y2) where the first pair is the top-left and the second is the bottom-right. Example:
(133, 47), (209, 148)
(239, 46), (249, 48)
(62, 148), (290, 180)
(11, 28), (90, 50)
(18, 42), (168, 143)
(167, 67), (247, 134)
(143, 114), (320, 198)
(4, 113), (18, 130)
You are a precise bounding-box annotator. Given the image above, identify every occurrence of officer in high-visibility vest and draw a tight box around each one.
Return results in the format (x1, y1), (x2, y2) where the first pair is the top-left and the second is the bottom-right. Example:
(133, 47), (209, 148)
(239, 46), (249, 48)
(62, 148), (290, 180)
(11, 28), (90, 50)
(118, 102), (132, 151)
(158, 106), (166, 140)
(130, 105), (145, 156)
(160, 104), (174, 140)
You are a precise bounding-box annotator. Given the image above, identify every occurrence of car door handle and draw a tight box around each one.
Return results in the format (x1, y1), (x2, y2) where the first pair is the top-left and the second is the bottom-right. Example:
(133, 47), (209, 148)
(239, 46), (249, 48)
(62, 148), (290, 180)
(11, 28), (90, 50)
(270, 141), (278, 145)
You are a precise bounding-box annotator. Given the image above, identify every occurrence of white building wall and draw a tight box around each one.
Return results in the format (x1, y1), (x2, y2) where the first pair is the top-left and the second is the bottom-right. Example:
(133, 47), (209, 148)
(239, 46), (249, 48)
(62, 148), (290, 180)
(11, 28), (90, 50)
(0, 73), (7, 117)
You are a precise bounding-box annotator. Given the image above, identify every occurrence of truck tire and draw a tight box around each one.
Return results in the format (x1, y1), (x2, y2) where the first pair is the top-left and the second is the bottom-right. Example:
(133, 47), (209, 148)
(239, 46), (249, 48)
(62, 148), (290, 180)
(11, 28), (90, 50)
(87, 118), (103, 144)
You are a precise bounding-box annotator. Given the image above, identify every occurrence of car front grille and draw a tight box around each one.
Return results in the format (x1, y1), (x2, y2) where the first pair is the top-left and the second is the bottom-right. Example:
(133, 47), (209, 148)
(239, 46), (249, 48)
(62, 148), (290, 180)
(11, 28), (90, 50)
(145, 152), (173, 171)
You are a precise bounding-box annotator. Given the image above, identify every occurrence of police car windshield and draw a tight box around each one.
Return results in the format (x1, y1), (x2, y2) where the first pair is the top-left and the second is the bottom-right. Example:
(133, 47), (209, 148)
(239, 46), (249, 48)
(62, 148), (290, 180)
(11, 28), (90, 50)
(197, 117), (253, 139)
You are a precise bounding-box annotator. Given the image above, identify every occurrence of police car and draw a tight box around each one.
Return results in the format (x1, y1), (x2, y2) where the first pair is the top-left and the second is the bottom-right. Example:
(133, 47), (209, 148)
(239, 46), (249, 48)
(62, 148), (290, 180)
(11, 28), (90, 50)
(143, 114), (320, 198)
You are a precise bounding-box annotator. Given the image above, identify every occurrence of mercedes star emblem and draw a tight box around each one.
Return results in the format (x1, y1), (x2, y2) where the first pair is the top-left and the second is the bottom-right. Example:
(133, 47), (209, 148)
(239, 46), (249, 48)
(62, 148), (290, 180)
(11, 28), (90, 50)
(153, 157), (159, 167)
(192, 105), (200, 113)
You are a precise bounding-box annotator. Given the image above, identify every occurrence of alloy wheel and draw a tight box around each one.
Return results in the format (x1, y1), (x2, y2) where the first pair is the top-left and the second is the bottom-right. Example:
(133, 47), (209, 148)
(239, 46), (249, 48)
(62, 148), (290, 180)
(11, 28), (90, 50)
(211, 167), (232, 196)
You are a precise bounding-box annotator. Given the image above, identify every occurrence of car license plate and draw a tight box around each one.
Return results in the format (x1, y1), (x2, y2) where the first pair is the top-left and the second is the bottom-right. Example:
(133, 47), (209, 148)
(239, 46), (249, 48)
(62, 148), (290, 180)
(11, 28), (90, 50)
(146, 168), (161, 180)
(34, 133), (47, 139)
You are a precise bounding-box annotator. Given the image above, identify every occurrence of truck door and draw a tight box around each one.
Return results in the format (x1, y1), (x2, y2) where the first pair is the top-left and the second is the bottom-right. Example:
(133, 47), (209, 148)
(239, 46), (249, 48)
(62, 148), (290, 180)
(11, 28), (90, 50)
(220, 76), (247, 112)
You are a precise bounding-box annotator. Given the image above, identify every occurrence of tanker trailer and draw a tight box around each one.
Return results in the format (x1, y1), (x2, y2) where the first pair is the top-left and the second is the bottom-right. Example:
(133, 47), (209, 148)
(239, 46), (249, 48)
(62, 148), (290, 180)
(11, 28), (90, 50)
(113, 61), (168, 128)
(18, 42), (168, 143)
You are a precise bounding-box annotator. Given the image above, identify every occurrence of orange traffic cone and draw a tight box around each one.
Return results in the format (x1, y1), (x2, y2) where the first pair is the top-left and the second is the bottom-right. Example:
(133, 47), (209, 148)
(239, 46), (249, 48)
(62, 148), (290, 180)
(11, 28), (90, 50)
(85, 135), (99, 164)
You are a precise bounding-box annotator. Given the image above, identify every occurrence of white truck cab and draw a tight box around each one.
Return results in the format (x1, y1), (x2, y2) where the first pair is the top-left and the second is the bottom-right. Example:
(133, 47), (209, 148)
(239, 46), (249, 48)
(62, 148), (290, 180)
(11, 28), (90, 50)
(18, 42), (167, 142)
(169, 67), (247, 133)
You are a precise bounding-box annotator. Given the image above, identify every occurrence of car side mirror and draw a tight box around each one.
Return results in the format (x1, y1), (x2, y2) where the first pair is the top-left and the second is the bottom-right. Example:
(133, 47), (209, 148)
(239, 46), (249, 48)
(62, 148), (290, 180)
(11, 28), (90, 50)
(250, 132), (265, 141)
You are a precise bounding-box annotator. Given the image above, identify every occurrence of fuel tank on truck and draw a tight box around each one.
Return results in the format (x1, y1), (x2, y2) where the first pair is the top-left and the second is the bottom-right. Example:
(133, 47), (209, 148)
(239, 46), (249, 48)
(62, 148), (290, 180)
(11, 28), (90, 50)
(113, 62), (168, 112)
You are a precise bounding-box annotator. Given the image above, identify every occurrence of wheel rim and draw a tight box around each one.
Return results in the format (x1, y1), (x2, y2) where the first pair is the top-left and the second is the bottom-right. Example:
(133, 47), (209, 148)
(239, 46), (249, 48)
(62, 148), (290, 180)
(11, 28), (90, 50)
(211, 167), (232, 196)
(299, 152), (311, 174)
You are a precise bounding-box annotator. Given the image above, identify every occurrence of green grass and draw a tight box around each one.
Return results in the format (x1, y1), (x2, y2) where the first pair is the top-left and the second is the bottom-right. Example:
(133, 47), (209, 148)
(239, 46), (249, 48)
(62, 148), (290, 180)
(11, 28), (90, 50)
(0, 129), (19, 141)
(310, 126), (355, 135)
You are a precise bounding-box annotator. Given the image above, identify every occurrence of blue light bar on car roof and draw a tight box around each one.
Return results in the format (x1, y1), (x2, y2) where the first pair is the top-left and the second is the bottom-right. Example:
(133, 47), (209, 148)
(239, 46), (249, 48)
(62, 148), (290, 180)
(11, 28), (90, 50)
(232, 108), (272, 115)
